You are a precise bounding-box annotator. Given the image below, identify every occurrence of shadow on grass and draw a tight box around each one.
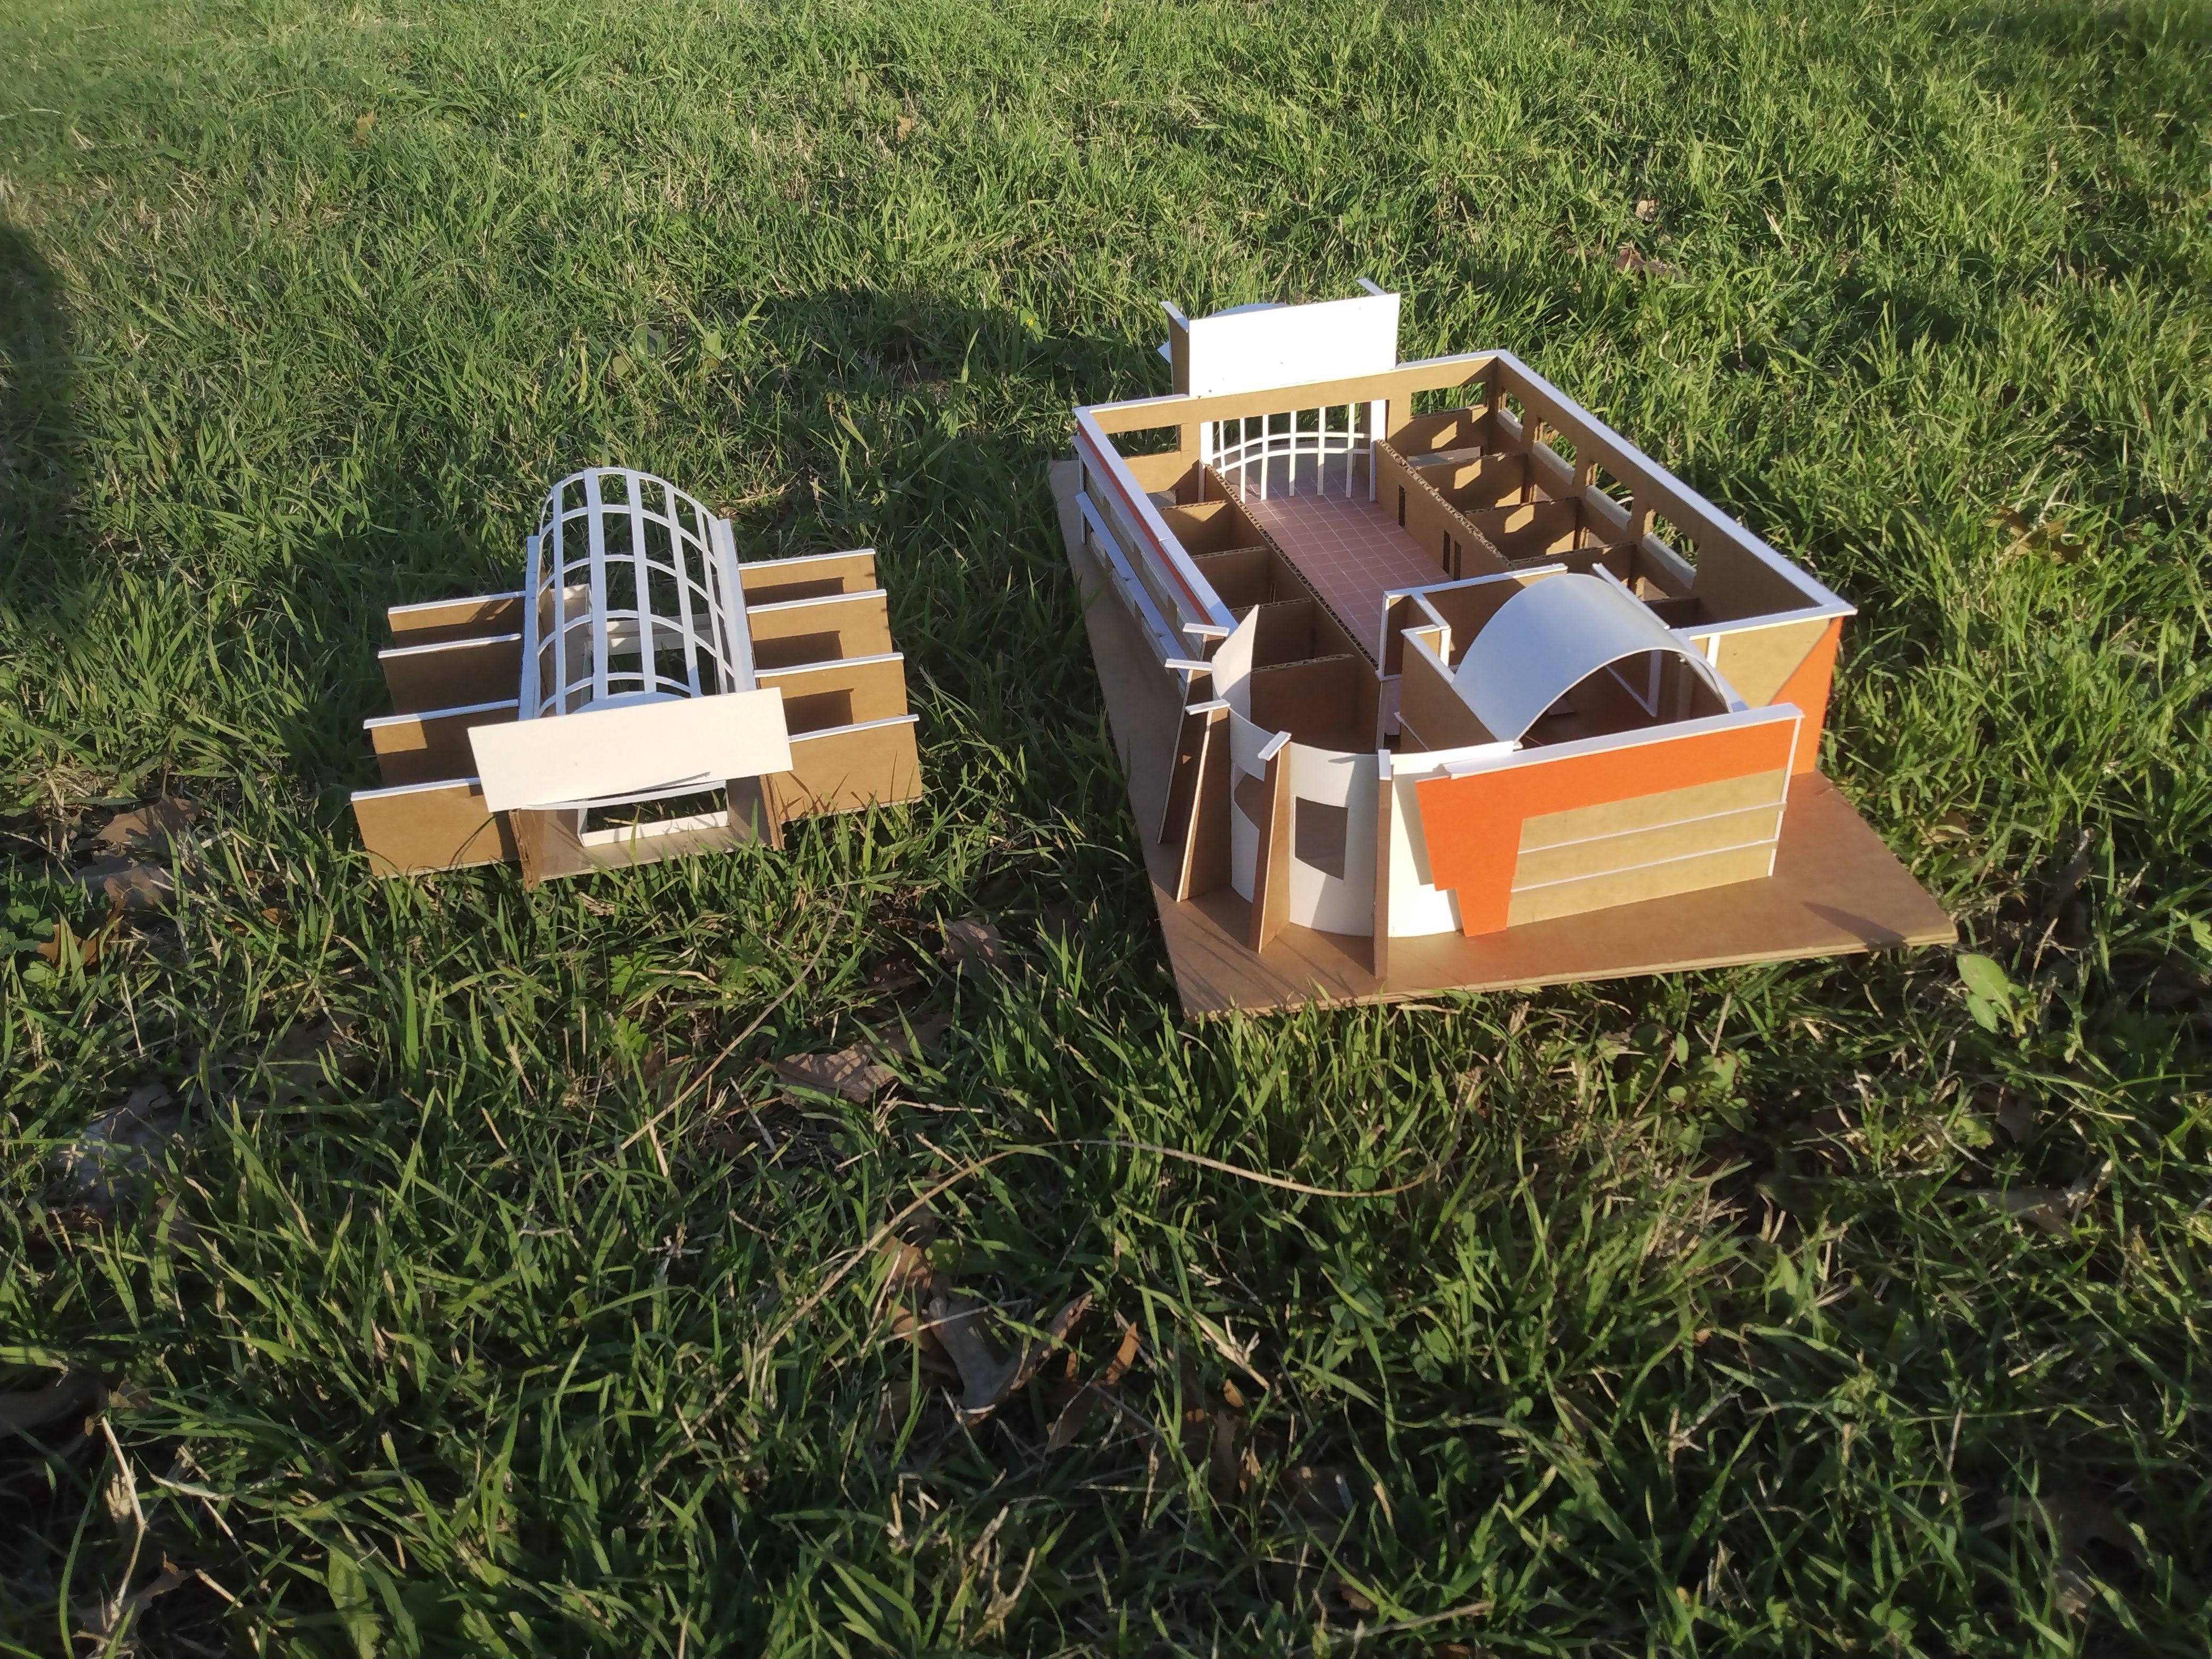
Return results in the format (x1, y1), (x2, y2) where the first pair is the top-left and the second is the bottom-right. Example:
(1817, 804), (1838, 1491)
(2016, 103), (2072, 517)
(0, 220), (82, 597)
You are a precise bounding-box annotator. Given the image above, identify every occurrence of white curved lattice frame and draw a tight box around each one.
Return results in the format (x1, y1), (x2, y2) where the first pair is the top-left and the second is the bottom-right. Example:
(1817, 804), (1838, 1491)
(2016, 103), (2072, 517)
(520, 468), (753, 724)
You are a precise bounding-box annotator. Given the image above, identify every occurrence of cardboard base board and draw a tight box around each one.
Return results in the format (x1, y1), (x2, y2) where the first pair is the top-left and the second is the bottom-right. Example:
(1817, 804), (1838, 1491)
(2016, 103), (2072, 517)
(1050, 458), (1956, 1016)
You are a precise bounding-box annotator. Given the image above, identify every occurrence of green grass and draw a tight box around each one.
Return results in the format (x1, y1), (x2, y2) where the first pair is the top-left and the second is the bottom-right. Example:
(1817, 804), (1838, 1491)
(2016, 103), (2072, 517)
(2, 0), (2209, 1651)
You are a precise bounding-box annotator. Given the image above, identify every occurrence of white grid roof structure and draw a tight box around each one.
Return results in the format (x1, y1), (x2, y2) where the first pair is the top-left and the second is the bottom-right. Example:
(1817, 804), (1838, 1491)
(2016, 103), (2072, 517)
(520, 467), (753, 725)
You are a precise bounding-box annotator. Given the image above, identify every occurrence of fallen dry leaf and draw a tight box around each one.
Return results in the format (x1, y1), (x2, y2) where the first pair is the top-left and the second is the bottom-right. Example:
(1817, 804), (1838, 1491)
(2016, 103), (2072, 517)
(76, 858), (173, 913)
(1048, 1317), (1142, 1450)
(258, 1012), (366, 1107)
(942, 918), (1007, 971)
(1993, 1158), (2110, 1234)
(1924, 810), (1973, 845)
(868, 958), (925, 996)
(1991, 1490), (2136, 1618)
(35, 914), (120, 969)
(1613, 244), (1682, 280)
(776, 1012), (951, 1102)
(93, 798), (195, 857)
(928, 1289), (1091, 1423)
(863, 1010), (952, 1060)
(775, 1043), (892, 1102)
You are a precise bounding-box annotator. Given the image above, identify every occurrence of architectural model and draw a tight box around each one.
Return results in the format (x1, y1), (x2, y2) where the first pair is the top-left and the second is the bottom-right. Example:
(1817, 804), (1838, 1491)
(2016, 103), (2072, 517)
(350, 467), (921, 883)
(1061, 287), (1952, 1012)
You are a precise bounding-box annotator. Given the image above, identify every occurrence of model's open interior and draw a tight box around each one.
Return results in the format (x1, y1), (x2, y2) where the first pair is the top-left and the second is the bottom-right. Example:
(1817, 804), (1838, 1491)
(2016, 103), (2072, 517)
(1071, 288), (1907, 973)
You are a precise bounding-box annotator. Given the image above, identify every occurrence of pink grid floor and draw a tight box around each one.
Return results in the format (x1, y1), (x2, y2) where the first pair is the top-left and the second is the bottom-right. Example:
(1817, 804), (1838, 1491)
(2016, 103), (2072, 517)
(1243, 492), (1447, 660)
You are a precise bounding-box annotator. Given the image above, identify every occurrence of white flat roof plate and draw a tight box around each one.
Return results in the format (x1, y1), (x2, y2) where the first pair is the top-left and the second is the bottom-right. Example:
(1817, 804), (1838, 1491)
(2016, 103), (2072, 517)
(471, 688), (793, 812)
(1182, 291), (1401, 398)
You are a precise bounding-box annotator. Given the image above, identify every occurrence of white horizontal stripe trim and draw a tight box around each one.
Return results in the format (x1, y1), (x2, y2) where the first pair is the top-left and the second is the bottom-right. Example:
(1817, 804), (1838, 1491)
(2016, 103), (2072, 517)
(1520, 798), (1786, 854)
(786, 713), (919, 744)
(387, 591), (523, 616)
(753, 652), (903, 680)
(1510, 834), (1778, 895)
(378, 633), (521, 660)
(349, 776), (485, 802)
(742, 586), (888, 616)
(363, 699), (517, 730)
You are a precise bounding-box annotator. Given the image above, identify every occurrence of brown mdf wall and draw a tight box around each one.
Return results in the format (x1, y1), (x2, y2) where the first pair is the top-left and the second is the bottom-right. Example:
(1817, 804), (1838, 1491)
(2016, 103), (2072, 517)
(367, 701), (518, 788)
(739, 551), (878, 608)
(1387, 404), (1505, 459)
(744, 589), (894, 670)
(1248, 655), (1371, 752)
(1460, 499), (1623, 565)
(1411, 569), (1562, 669)
(380, 634), (524, 715)
(1413, 450), (1549, 515)
(1397, 635), (1495, 753)
(777, 718), (923, 819)
(354, 780), (514, 876)
(1375, 443), (1504, 587)
(388, 592), (525, 648)
(756, 654), (910, 735)
(1159, 498), (1267, 558)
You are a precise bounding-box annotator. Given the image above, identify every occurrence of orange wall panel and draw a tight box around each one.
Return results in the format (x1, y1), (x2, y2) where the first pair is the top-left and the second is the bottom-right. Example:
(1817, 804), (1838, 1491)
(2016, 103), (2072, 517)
(1413, 715), (1799, 934)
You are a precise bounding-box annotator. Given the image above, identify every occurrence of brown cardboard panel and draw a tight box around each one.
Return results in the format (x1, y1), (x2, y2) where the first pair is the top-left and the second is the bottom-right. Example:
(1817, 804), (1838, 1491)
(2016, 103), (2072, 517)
(380, 634), (523, 715)
(1051, 457), (1953, 1016)
(1250, 599), (1320, 666)
(351, 779), (515, 875)
(1689, 534), (1826, 623)
(1087, 358), (1495, 438)
(1413, 568), (1560, 667)
(1160, 500), (1254, 557)
(1505, 842), (1775, 928)
(1711, 616), (1831, 707)
(1125, 450), (1202, 495)
(387, 592), (524, 647)
(367, 701), (517, 787)
(1422, 448), (1548, 512)
(1167, 707), (1232, 901)
(1192, 546), (1272, 608)
(1375, 442), (1497, 589)
(778, 716), (923, 818)
(1370, 757), (1394, 982)
(739, 551), (877, 606)
(744, 590), (894, 666)
(1388, 405), (1501, 458)
(1511, 803), (1783, 889)
(1248, 655), (1364, 750)
(755, 654), (910, 726)
(1520, 769), (1787, 848)
(1246, 747), (1291, 951)
(1397, 639), (1492, 753)
(513, 807), (589, 886)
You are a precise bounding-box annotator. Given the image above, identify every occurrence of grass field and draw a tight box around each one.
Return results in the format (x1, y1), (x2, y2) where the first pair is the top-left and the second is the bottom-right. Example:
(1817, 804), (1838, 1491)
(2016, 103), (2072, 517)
(3, 0), (2209, 1651)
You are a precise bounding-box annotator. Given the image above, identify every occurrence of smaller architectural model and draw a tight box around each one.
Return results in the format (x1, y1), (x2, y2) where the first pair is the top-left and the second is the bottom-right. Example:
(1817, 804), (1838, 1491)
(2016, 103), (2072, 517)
(1061, 286), (1953, 1012)
(350, 467), (921, 884)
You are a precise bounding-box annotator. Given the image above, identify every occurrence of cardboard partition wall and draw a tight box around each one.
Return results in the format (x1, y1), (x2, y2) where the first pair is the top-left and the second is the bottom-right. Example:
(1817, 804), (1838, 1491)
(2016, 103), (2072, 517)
(350, 468), (923, 884)
(1064, 289), (1952, 1014)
